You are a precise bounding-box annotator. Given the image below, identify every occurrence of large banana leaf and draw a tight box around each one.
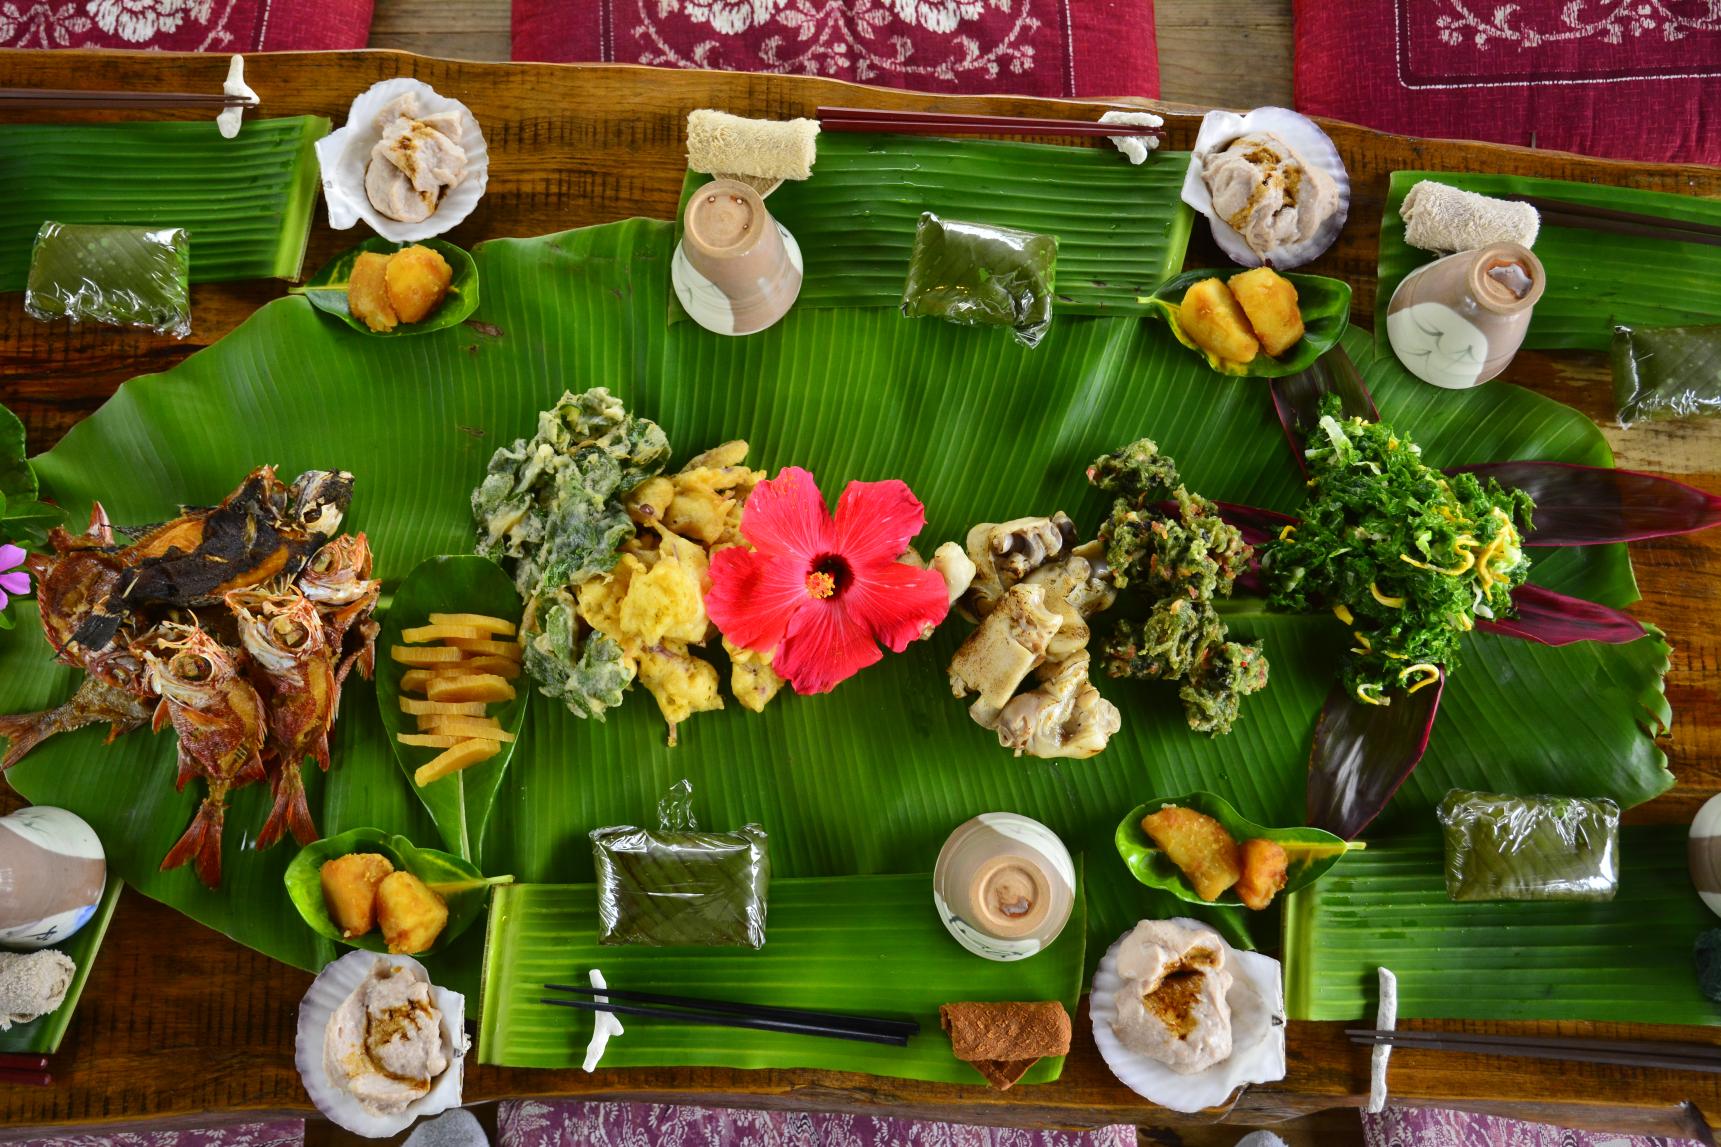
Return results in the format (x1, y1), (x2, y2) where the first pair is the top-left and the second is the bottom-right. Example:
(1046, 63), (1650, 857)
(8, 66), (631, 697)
(1283, 828), (1719, 1026)
(0, 117), (328, 290)
(479, 873), (1087, 1080)
(0, 211), (1671, 1024)
(1375, 170), (1721, 353)
(678, 135), (1194, 314)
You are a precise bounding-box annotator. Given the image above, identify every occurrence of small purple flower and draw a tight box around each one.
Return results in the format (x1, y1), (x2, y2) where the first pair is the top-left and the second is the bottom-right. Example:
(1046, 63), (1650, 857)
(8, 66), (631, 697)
(0, 544), (31, 608)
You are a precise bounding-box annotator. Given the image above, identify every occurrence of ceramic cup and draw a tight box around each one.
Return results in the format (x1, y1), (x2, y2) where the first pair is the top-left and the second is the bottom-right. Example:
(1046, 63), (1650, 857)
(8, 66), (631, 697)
(672, 178), (803, 337)
(933, 813), (1076, 962)
(1385, 242), (1546, 390)
(0, 806), (106, 950)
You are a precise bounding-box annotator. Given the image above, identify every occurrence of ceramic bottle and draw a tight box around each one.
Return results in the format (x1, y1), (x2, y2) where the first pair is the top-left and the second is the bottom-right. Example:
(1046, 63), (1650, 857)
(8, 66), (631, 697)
(932, 813), (1076, 962)
(672, 178), (803, 336)
(1385, 242), (1546, 389)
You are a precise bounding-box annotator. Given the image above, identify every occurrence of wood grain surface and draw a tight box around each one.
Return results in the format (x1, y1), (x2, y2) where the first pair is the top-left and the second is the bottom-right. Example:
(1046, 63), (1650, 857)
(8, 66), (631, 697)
(0, 50), (1717, 1142)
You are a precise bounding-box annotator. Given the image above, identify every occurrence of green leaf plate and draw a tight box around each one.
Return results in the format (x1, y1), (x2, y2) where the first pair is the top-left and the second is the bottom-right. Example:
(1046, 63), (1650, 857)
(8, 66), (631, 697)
(0, 878), (122, 1054)
(1283, 826), (1721, 1026)
(1375, 169), (1721, 354)
(283, 826), (510, 957)
(293, 238), (478, 337)
(1116, 791), (1352, 908)
(376, 555), (526, 860)
(478, 871), (1086, 1081)
(1145, 269), (1352, 377)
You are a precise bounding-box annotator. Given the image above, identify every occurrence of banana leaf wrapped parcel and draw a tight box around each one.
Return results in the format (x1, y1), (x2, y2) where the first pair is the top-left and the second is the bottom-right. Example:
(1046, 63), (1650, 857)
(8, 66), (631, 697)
(591, 780), (769, 947)
(25, 221), (192, 337)
(1438, 789), (1619, 903)
(900, 212), (1057, 348)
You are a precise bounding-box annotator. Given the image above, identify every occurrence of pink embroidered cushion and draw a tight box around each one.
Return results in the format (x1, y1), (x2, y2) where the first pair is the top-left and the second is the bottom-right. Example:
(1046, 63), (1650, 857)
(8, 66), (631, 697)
(511, 0), (1160, 99)
(2, 0), (372, 50)
(1294, 0), (1721, 165)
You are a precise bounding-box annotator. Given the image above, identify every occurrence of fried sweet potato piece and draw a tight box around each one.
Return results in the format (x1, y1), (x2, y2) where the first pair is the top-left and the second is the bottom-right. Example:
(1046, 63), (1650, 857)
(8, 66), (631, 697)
(1141, 805), (1242, 902)
(1235, 836), (1289, 910)
(347, 252), (398, 333)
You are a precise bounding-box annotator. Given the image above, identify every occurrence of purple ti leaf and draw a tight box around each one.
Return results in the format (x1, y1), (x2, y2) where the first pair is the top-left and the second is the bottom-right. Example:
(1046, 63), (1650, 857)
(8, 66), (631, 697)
(1270, 346), (1381, 473)
(1449, 461), (1721, 546)
(1307, 672), (1443, 839)
(1477, 582), (1647, 645)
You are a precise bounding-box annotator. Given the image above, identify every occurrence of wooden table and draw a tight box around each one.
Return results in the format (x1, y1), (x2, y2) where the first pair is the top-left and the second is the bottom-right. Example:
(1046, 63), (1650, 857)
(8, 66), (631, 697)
(1, 50), (1718, 1142)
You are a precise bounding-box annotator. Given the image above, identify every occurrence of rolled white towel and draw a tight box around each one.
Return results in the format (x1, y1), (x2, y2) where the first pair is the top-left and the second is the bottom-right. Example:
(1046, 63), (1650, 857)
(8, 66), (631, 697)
(1099, 109), (1165, 166)
(1402, 180), (1540, 253)
(686, 109), (820, 182)
(0, 949), (75, 1030)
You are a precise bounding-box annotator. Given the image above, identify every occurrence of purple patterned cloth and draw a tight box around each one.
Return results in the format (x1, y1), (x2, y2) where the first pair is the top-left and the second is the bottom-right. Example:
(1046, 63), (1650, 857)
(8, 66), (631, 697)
(498, 1100), (1136, 1147)
(10, 1122), (305, 1147)
(1363, 1107), (1706, 1147)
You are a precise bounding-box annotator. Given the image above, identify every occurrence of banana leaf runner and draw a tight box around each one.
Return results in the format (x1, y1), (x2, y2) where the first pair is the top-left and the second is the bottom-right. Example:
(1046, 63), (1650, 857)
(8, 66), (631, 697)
(0, 135), (1683, 1054)
(1375, 170), (1721, 354)
(1283, 827), (1720, 1026)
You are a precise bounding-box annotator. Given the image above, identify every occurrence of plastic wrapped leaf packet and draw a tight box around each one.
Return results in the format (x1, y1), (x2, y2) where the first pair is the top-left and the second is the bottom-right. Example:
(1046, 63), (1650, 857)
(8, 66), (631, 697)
(1437, 789), (1619, 903)
(591, 780), (769, 948)
(900, 212), (1058, 348)
(1611, 323), (1721, 428)
(25, 222), (192, 338)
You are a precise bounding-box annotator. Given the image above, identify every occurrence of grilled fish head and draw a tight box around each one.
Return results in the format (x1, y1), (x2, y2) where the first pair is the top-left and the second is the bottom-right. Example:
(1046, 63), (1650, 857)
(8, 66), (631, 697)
(299, 533), (374, 605)
(144, 622), (248, 708)
(227, 588), (327, 676)
(289, 470), (355, 539)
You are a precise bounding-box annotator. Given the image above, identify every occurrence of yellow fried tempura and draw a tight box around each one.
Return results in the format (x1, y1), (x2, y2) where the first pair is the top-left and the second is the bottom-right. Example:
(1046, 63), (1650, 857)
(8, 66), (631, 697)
(347, 252), (398, 333)
(383, 244), (454, 324)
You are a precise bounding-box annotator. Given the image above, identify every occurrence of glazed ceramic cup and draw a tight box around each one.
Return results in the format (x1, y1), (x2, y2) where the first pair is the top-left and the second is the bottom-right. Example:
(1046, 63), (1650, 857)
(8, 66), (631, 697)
(933, 813), (1076, 962)
(0, 806), (106, 950)
(672, 178), (803, 336)
(1386, 242), (1546, 390)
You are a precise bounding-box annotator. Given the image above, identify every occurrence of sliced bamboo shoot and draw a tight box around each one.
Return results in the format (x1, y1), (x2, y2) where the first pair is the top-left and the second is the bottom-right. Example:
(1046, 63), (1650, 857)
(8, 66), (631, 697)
(445, 637), (523, 660)
(423, 718), (516, 743)
(401, 623), (485, 643)
(397, 732), (463, 749)
(415, 738), (501, 786)
(391, 645), (465, 666)
(398, 697), (489, 717)
(427, 673), (517, 703)
(429, 612), (518, 637)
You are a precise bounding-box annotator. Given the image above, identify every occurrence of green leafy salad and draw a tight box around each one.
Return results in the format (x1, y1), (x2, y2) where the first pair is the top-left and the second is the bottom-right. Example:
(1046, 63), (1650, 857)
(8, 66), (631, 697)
(1263, 398), (1534, 705)
(472, 387), (671, 718)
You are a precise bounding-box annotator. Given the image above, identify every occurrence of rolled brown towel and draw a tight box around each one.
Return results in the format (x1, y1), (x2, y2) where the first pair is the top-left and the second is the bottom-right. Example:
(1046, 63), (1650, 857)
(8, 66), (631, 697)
(939, 1000), (1073, 1090)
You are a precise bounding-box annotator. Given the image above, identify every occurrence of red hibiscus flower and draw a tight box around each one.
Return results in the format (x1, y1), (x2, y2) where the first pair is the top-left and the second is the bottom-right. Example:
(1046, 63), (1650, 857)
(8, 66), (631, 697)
(706, 467), (950, 695)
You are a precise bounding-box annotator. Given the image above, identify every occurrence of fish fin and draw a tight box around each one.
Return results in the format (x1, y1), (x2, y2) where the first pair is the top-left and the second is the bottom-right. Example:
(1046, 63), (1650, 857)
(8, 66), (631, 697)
(0, 709), (53, 769)
(161, 797), (225, 889)
(357, 619), (379, 679)
(312, 729), (331, 773)
(87, 502), (113, 545)
(173, 742), (199, 791)
(151, 696), (172, 735)
(255, 760), (319, 850)
(236, 747), (268, 787)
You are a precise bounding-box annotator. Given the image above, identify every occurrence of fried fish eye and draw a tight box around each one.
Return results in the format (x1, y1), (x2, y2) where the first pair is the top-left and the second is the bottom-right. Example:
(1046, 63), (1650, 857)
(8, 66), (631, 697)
(170, 652), (214, 682)
(271, 616), (311, 648)
(310, 548), (337, 573)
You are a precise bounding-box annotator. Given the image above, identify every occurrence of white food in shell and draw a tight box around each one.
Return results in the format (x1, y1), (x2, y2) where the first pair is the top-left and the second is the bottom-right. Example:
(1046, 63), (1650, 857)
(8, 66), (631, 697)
(315, 78), (489, 243)
(1090, 918), (1286, 1113)
(1203, 133), (1340, 262)
(1109, 919), (1233, 1073)
(295, 950), (467, 1138)
(1180, 107), (1350, 270)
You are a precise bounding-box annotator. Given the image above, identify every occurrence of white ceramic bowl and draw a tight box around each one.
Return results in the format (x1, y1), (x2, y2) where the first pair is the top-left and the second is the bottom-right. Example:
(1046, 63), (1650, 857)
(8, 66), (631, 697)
(294, 950), (468, 1138)
(1179, 106), (1350, 270)
(1089, 919), (1287, 1113)
(315, 78), (489, 243)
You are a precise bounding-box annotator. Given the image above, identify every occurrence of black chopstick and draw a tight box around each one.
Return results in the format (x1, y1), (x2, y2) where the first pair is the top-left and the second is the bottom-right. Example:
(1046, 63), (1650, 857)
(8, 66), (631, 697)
(1503, 195), (1721, 248)
(0, 1067), (52, 1087)
(1348, 1029), (1721, 1074)
(817, 105), (1164, 139)
(545, 983), (918, 1038)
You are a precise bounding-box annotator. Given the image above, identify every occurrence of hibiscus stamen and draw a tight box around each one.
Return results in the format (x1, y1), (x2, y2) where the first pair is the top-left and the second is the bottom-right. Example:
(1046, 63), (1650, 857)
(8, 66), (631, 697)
(806, 571), (836, 599)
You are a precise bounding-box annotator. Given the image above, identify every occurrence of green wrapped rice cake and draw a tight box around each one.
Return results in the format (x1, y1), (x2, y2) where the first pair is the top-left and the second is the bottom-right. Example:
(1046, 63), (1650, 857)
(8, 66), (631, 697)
(900, 212), (1057, 348)
(25, 221), (191, 337)
(591, 780), (769, 947)
(1438, 789), (1619, 903)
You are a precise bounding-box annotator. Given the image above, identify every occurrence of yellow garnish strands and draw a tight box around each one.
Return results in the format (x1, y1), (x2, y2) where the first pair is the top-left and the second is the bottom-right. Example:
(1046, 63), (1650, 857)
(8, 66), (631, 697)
(1370, 582), (1406, 608)
(1399, 663), (1441, 693)
(1279, 524), (1297, 541)
(1355, 683), (1389, 706)
(1353, 631), (1372, 650)
(1333, 604), (1354, 625)
(1400, 551), (1476, 577)
(1454, 612), (1474, 632)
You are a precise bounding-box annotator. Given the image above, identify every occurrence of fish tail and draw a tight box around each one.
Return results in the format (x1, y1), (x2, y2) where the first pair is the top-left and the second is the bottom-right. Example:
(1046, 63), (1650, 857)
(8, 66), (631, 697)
(161, 797), (226, 889)
(0, 708), (58, 769)
(255, 760), (319, 850)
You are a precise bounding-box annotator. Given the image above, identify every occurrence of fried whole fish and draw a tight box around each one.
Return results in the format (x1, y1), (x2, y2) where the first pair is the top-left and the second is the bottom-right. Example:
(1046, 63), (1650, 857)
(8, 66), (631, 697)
(0, 676), (153, 769)
(65, 467), (354, 656)
(145, 624), (269, 889)
(299, 532), (381, 696)
(228, 588), (336, 850)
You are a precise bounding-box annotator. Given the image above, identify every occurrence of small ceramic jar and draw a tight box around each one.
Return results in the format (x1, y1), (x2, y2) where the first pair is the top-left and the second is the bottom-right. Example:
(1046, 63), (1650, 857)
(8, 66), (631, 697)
(672, 178), (803, 336)
(1385, 242), (1546, 390)
(933, 813), (1076, 962)
(1691, 792), (1721, 920)
(0, 806), (106, 950)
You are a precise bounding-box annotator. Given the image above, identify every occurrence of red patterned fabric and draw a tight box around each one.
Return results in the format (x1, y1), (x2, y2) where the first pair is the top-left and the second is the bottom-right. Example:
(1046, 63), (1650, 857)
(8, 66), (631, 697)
(0, 0), (372, 50)
(1294, 0), (1721, 165)
(512, 0), (1160, 99)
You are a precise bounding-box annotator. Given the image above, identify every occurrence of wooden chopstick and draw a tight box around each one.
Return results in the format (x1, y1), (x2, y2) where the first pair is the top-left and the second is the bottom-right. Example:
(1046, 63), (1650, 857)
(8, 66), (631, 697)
(0, 1054), (48, 1071)
(817, 105), (1163, 139)
(0, 88), (257, 110)
(545, 982), (918, 1038)
(1348, 1029), (1721, 1074)
(0, 1067), (52, 1087)
(1503, 195), (1721, 249)
(540, 986), (914, 1046)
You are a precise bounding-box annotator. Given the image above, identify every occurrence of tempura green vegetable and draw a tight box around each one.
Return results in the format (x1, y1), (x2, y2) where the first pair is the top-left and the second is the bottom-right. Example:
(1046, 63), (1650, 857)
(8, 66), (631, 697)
(25, 222), (191, 337)
(1264, 396), (1534, 706)
(1438, 789), (1619, 903)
